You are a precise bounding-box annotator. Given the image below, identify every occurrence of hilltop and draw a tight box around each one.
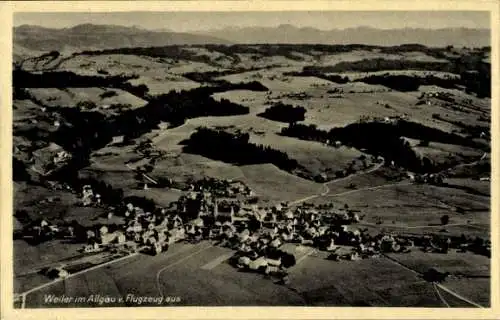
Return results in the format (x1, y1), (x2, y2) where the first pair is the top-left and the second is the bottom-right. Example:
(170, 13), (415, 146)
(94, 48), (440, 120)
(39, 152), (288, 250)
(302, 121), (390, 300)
(14, 24), (231, 52)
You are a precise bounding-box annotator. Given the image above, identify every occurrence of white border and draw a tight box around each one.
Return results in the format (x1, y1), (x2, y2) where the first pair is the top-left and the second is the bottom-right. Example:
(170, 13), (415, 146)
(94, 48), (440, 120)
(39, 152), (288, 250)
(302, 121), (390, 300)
(1, 1), (499, 319)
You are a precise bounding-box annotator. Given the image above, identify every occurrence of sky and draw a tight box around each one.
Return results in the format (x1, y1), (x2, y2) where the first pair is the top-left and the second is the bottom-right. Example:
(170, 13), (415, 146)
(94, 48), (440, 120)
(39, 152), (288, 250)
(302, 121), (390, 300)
(14, 11), (490, 32)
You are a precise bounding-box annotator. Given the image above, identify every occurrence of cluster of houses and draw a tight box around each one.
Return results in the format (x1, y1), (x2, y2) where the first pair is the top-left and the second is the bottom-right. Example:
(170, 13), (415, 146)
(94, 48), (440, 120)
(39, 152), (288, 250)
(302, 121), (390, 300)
(185, 178), (254, 198)
(80, 185), (102, 207)
(19, 178), (491, 282)
(407, 172), (445, 185)
(269, 91), (312, 101)
(31, 142), (72, 176)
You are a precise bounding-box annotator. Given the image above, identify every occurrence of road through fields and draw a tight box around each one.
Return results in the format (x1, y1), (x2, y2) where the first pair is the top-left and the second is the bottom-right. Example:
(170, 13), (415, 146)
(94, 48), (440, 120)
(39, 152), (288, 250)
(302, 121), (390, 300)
(289, 160), (385, 205)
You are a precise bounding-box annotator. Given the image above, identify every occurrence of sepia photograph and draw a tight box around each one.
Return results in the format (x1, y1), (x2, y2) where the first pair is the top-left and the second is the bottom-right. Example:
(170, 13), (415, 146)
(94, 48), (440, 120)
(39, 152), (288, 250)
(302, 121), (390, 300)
(2, 1), (498, 318)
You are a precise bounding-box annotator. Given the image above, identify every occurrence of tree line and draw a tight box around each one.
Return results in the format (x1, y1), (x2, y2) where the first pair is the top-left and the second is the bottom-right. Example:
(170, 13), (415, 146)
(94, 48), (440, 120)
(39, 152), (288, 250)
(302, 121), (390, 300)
(280, 120), (483, 173)
(13, 69), (150, 99)
(301, 54), (490, 97)
(183, 127), (301, 173)
(354, 74), (461, 92)
(304, 58), (453, 74)
(283, 71), (349, 84)
(258, 102), (307, 123)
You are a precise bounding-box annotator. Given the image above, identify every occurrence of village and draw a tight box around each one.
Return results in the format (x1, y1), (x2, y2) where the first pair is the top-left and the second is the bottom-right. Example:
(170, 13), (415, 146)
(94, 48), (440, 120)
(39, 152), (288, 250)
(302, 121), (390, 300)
(18, 174), (490, 286)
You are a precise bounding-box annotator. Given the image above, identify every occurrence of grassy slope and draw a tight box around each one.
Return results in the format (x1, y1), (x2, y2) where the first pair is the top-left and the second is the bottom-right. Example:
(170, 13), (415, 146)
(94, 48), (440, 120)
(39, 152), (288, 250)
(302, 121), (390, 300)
(27, 87), (147, 109)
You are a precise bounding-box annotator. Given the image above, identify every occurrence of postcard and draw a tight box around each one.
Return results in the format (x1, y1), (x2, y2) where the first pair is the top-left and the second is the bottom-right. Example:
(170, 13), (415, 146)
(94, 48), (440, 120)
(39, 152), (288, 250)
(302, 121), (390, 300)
(1, 1), (498, 319)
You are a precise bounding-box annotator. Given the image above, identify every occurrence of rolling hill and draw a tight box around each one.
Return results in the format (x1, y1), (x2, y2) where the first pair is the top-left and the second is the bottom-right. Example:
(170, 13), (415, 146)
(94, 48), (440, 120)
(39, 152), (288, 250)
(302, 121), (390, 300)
(14, 24), (231, 52)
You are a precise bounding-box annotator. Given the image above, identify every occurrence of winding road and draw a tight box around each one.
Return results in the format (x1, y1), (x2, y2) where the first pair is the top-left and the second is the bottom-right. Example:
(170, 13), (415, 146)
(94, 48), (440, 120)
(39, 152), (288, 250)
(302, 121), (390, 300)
(289, 160), (386, 205)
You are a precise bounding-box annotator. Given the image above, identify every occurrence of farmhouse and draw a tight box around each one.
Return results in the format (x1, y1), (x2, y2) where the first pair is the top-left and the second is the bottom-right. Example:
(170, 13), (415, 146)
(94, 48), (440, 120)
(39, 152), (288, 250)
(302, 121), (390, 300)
(214, 199), (234, 224)
(111, 135), (124, 145)
(31, 142), (71, 175)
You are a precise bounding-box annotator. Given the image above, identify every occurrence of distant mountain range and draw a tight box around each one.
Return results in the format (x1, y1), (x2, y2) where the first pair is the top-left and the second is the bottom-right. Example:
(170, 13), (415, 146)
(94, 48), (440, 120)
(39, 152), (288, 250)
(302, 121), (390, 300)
(13, 24), (231, 52)
(14, 24), (490, 53)
(198, 25), (490, 47)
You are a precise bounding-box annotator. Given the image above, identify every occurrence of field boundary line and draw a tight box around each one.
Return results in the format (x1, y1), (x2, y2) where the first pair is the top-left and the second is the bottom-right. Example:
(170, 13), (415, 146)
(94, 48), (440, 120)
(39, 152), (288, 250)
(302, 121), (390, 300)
(200, 252), (234, 270)
(111, 243), (196, 281)
(433, 283), (450, 307)
(293, 248), (316, 268)
(289, 160), (385, 205)
(19, 252), (139, 308)
(382, 253), (484, 308)
(125, 163), (158, 185)
(435, 283), (484, 308)
(156, 243), (213, 298)
(324, 160), (385, 187)
(325, 182), (413, 198)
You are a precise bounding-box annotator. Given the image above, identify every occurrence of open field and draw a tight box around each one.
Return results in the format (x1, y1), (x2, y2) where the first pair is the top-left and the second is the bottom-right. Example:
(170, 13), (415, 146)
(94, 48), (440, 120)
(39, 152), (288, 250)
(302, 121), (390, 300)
(21, 241), (458, 308)
(27, 87), (147, 109)
(239, 164), (320, 202)
(444, 278), (490, 307)
(149, 109), (372, 180)
(320, 182), (490, 228)
(250, 133), (370, 179)
(288, 253), (443, 306)
(23, 242), (303, 307)
(14, 240), (83, 293)
(317, 49), (448, 65)
(14, 182), (79, 222)
(386, 251), (490, 277)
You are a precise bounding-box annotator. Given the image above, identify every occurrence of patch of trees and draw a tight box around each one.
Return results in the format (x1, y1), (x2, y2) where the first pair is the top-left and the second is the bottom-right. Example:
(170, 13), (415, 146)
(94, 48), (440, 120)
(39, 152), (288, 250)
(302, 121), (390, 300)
(213, 80), (268, 93)
(138, 88), (251, 131)
(257, 102), (306, 123)
(302, 53), (490, 97)
(51, 84), (252, 150)
(13, 157), (31, 181)
(13, 87), (31, 100)
(440, 214), (450, 225)
(183, 127), (301, 173)
(356, 75), (420, 91)
(204, 44), (377, 58)
(304, 59), (453, 74)
(99, 90), (118, 99)
(461, 69), (490, 98)
(378, 44), (447, 59)
(122, 196), (156, 213)
(81, 46), (189, 59)
(354, 74), (461, 92)
(13, 69), (150, 100)
(281, 120), (482, 173)
(183, 69), (251, 83)
(13, 69), (135, 88)
(431, 114), (489, 139)
(283, 71), (349, 84)
(51, 108), (111, 153)
(203, 44), (305, 61)
(79, 46), (238, 67)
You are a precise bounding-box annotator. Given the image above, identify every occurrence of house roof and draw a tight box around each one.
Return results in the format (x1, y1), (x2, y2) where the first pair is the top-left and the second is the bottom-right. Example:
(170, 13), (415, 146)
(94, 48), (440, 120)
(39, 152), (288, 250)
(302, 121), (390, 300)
(32, 142), (64, 157)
